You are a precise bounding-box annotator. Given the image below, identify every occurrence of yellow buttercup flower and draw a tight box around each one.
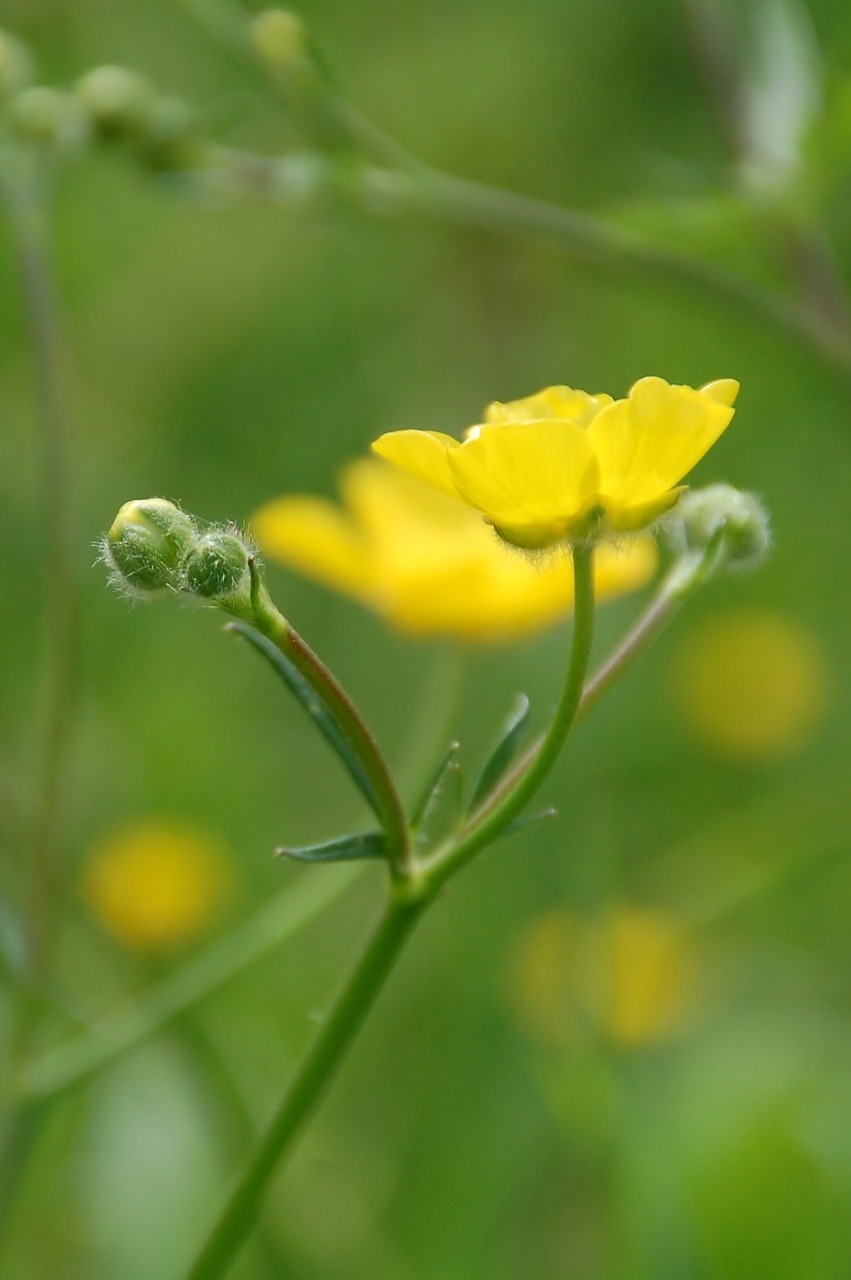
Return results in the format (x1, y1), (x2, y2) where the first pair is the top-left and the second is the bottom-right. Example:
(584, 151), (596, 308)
(675, 607), (829, 761)
(372, 376), (738, 549)
(507, 905), (698, 1050)
(82, 818), (232, 951)
(252, 459), (657, 642)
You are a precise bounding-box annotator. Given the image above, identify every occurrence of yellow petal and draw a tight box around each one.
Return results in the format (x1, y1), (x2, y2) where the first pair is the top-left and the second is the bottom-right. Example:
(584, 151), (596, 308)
(447, 420), (600, 543)
(485, 385), (612, 426)
(700, 378), (739, 407)
(587, 376), (735, 510)
(251, 495), (374, 595)
(370, 430), (462, 500)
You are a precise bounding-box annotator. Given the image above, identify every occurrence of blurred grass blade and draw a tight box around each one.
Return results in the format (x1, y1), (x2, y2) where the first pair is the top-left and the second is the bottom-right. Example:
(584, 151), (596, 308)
(227, 620), (380, 816)
(409, 741), (461, 830)
(468, 694), (530, 814)
(278, 831), (386, 863)
(19, 865), (361, 1100)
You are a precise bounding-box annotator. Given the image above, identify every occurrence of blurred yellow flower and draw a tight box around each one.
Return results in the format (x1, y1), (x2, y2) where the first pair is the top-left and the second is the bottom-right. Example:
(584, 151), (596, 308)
(82, 818), (232, 951)
(372, 376), (738, 549)
(252, 459), (657, 641)
(675, 607), (829, 761)
(507, 905), (697, 1050)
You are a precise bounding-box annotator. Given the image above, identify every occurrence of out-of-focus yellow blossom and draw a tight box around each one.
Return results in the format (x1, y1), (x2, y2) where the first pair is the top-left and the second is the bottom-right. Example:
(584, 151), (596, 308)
(372, 376), (738, 550)
(675, 607), (829, 761)
(252, 459), (657, 641)
(82, 819), (232, 951)
(507, 906), (697, 1050)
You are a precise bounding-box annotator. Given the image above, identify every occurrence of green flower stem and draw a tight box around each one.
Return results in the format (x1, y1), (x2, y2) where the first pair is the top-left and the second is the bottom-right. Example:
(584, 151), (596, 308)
(1, 165), (75, 982)
(246, 570), (412, 880)
(577, 540), (721, 723)
(184, 896), (425, 1280)
(420, 543), (596, 892)
(465, 538), (725, 830)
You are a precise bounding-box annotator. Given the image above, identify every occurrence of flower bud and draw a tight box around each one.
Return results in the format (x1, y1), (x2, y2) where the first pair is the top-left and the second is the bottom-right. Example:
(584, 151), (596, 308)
(105, 498), (196, 593)
(674, 484), (772, 572)
(183, 531), (251, 601)
(7, 86), (89, 151)
(75, 65), (155, 141)
(250, 9), (308, 70)
(0, 31), (35, 101)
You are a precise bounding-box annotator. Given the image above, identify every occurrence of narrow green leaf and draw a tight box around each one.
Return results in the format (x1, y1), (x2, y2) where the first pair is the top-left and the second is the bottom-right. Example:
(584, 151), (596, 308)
(498, 807), (557, 842)
(409, 741), (461, 830)
(468, 693), (531, 814)
(414, 757), (463, 851)
(277, 831), (386, 863)
(227, 620), (380, 816)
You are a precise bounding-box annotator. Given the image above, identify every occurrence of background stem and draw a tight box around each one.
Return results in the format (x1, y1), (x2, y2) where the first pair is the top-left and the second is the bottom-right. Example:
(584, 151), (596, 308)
(3, 170), (75, 983)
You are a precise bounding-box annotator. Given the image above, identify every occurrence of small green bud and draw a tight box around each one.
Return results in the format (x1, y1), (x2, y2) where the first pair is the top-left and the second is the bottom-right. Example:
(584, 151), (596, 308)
(75, 65), (155, 141)
(105, 498), (197, 593)
(183, 532), (251, 601)
(250, 9), (308, 70)
(675, 484), (772, 572)
(0, 31), (35, 101)
(7, 86), (89, 151)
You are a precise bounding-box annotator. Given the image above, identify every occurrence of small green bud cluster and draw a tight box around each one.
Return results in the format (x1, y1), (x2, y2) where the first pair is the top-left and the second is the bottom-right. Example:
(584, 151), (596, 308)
(102, 498), (254, 608)
(671, 484), (772, 573)
(74, 65), (204, 172)
(0, 32), (204, 172)
(250, 10), (309, 71)
(0, 32), (87, 154)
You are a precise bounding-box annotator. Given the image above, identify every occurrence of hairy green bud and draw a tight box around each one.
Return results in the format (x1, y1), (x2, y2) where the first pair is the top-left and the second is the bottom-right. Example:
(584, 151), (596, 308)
(0, 31), (35, 101)
(76, 65), (155, 141)
(674, 484), (772, 572)
(105, 498), (196, 593)
(183, 531), (251, 601)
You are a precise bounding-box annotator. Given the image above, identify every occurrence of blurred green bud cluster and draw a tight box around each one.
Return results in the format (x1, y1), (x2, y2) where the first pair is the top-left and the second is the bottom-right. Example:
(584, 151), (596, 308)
(671, 484), (772, 573)
(74, 65), (203, 172)
(250, 9), (308, 71)
(0, 33), (205, 173)
(103, 499), (253, 605)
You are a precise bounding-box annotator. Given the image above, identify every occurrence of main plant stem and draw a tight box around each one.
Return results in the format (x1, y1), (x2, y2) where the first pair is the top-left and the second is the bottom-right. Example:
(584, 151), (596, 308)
(185, 897), (424, 1280)
(183, 544), (597, 1280)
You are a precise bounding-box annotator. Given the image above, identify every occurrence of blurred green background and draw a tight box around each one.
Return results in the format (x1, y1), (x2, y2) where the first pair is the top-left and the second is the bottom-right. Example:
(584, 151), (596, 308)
(2, 0), (851, 1276)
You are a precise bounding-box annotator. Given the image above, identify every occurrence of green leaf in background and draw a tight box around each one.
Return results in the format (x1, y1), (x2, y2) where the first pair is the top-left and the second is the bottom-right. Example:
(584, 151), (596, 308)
(467, 693), (531, 815)
(226, 619), (381, 817)
(277, 831), (386, 863)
